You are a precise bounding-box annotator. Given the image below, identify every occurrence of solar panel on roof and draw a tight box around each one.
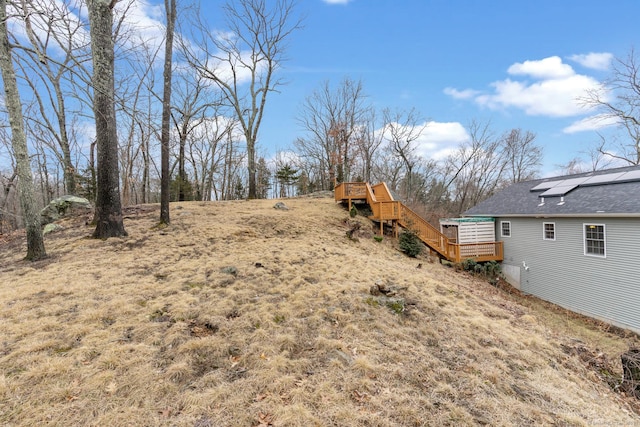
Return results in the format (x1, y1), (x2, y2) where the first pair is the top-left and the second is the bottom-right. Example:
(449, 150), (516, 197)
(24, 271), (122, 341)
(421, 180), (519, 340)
(614, 169), (640, 182)
(531, 181), (559, 191)
(531, 168), (640, 194)
(558, 177), (590, 186)
(581, 172), (625, 185)
(539, 184), (579, 197)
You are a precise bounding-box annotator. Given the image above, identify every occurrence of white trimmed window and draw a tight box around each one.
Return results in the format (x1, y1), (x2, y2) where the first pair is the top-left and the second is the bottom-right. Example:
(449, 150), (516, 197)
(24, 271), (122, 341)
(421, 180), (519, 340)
(543, 222), (555, 241)
(584, 224), (606, 257)
(500, 221), (511, 238)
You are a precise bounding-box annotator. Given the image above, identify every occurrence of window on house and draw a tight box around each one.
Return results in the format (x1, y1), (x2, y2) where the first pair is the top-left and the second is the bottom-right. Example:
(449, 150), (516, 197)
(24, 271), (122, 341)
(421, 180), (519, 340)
(584, 224), (605, 257)
(501, 221), (511, 237)
(543, 222), (555, 241)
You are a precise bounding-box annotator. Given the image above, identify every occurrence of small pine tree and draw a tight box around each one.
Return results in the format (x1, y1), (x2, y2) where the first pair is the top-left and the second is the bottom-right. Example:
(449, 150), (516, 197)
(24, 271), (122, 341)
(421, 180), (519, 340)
(170, 175), (194, 201)
(399, 230), (423, 257)
(275, 164), (299, 198)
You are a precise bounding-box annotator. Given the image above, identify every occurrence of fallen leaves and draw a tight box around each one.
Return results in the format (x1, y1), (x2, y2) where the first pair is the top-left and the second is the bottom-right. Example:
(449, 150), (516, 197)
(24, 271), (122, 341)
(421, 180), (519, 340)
(254, 411), (274, 427)
(352, 389), (370, 404)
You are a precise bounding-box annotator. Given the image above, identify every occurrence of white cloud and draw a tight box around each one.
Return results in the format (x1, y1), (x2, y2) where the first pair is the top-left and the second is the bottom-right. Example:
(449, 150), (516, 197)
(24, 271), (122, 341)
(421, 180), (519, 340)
(563, 114), (620, 134)
(423, 121), (469, 145)
(478, 74), (599, 117)
(417, 121), (470, 160)
(113, 0), (165, 51)
(568, 52), (613, 70)
(443, 87), (480, 100)
(272, 150), (301, 165)
(322, 0), (352, 4)
(73, 120), (96, 152)
(7, 0), (91, 58)
(507, 56), (575, 79)
(446, 56), (604, 118)
(199, 48), (265, 87)
(375, 120), (468, 161)
(8, 0), (167, 60)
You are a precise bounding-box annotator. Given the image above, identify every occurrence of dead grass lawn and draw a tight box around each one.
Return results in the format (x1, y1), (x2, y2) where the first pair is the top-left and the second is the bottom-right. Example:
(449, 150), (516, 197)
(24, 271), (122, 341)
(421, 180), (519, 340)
(1, 195), (639, 426)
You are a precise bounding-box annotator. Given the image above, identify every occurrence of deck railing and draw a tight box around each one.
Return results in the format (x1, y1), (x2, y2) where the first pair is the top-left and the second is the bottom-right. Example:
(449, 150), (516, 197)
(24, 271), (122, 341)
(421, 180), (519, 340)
(334, 181), (503, 263)
(371, 182), (394, 202)
(398, 204), (452, 259)
(334, 182), (368, 201)
(371, 201), (401, 220)
(450, 241), (504, 263)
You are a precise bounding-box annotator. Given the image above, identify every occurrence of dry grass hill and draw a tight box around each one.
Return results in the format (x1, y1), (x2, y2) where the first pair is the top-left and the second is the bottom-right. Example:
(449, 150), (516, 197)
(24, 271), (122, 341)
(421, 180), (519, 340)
(1, 194), (640, 426)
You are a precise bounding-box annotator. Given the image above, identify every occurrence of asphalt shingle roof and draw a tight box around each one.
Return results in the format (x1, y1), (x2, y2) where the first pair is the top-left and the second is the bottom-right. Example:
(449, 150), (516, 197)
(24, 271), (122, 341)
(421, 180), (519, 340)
(464, 165), (640, 217)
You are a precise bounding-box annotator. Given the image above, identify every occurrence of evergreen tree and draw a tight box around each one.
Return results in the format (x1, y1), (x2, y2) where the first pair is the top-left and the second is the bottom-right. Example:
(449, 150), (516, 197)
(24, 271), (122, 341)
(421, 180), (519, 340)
(275, 164), (299, 198)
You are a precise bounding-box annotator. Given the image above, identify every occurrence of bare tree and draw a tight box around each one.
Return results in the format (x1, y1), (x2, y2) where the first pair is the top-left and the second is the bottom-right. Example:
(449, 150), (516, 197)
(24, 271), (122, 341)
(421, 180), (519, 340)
(0, 123), (20, 233)
(159, 0), (176, 224)
(115, 34), (163, 206)
(295, 77), (368, 189)
(255, 155), (271, 198)
(87, 0), (126, 238)
(11, 0), (91, 196)
(443, 121), (507, 216)
(186, 115), (235, 201)
(556, 135), (613, 174)
(441, 123), (541, 216)
(182, 0), (301, 198)
(372, 142), (404, 191)
(170, 70), (219, 202)
(501, 128), (541, 183)
(382, 107), (428, 202)
(0, 169), (17, 234)
(0, 0), (46, 259)
(583, 49), (640, 165)
(353, 107), (384, 183)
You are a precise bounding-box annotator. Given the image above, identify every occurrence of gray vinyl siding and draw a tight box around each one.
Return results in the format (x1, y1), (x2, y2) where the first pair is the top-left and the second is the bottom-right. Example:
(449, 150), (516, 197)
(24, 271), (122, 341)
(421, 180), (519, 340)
(498, 217), (640, 333)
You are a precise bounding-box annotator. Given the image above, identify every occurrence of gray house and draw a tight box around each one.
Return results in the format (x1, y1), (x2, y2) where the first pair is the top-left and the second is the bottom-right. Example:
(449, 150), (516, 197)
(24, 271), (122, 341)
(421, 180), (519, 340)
(465, 165), (640, 334)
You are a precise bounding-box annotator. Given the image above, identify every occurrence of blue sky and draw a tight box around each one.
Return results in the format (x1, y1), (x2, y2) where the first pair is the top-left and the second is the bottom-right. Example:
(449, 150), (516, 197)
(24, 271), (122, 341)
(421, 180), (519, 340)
(243, 0), (640, 175)
(6, 0), (639, 178)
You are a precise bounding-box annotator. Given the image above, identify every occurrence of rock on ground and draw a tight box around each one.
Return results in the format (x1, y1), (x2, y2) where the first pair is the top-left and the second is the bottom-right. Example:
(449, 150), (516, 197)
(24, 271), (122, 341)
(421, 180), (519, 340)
(40, 195), (92, 225)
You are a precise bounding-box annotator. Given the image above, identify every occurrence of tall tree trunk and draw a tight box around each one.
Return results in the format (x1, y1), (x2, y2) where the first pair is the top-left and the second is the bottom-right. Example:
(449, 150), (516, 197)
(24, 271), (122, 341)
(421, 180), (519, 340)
(160, 0), (176, 223)
(89, 140), (97, 202)
(87, 0), (127, 238)
(0, 0), (46, 260)
(247, 135), (256, 199)
(178, 132), (186, 202)
(141, 131), (148, 204)
(53, 79), (76, 195)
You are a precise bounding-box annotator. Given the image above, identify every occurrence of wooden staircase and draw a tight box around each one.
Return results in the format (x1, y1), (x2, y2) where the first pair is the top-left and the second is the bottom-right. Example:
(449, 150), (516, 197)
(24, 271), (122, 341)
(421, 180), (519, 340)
(334, 182), (503, 263)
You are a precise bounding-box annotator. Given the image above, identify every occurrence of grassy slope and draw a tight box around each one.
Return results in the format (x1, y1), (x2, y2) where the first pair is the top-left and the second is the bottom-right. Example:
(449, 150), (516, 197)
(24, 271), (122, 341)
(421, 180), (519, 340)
(1, 195), (639, 426)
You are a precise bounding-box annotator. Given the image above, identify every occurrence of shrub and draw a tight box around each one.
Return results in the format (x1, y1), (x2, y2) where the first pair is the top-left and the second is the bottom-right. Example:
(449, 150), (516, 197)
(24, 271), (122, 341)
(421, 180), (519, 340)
(359, 206), (373, 217)
(386, 298), (405, 314)
(349, 205), (358, 218)
(399, 230), (422, 258)
(462, 258), (477, 272)
(373, 235), (383, 243)
(484, 260), (501, 277)
(460, 259), (503, 284)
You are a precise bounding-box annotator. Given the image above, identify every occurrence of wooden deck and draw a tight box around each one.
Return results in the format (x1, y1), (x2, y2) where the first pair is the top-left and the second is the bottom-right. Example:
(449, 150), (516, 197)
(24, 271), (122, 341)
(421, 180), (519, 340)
(335, 182), (503, 263)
